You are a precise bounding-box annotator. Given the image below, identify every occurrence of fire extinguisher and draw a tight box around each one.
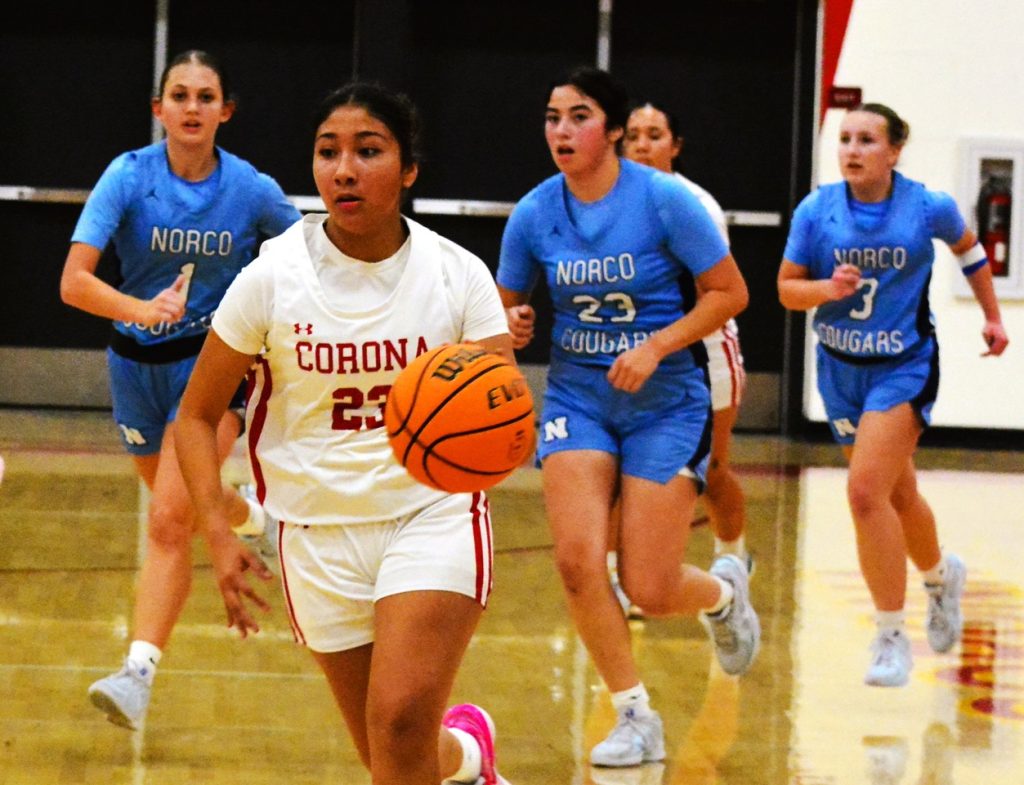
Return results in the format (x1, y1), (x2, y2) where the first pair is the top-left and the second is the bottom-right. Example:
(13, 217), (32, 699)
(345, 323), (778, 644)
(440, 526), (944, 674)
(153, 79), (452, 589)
(977, 175), (1011, 276)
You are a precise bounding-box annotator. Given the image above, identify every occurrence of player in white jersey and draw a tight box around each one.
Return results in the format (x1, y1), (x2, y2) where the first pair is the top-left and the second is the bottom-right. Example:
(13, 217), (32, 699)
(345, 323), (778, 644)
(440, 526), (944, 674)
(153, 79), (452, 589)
(175, 83), (513, 785)
(622, 101), (750, 568)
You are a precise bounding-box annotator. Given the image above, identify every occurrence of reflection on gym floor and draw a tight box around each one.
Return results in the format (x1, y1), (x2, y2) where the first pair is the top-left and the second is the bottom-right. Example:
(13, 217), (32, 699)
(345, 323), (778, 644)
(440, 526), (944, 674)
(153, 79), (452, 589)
(0, 410), (1021, 784)
(792, 468), (1024, 785)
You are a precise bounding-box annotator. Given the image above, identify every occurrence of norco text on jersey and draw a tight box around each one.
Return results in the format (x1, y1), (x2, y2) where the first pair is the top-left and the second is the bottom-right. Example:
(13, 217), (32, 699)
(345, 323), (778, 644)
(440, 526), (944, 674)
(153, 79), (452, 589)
(833, 245), (907, 270)
(556, 253), (636, 285)
(150, 226), (233, 257)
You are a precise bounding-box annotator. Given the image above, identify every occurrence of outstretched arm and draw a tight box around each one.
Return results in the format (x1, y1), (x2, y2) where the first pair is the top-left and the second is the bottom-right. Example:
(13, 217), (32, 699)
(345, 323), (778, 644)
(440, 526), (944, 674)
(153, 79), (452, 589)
(176, 331), (272, 637)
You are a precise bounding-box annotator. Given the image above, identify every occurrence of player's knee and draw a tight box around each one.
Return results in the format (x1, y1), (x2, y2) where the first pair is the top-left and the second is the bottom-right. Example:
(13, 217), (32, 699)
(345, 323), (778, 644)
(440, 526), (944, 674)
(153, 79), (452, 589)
(146, 498), (194, 549)
(623, 582), (669, 615)
(553, 547), (604, 597)
(846, 479), (886, 522)
(621, 567), (674, 614)
(367, 694), (436, 761)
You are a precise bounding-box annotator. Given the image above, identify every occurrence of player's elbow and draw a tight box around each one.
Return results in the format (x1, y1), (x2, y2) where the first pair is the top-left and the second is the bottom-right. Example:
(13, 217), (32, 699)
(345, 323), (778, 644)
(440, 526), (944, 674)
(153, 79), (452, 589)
(777, 280), (801, 311)
(730, 279), (749, 318)
(58, 271), (80, 308)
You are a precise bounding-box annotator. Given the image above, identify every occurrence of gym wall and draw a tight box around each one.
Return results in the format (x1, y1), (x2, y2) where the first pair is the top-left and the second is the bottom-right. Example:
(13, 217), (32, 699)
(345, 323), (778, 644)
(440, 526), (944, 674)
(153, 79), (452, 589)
(806, 0), (1024, 432)
(0, 0), (818, 434)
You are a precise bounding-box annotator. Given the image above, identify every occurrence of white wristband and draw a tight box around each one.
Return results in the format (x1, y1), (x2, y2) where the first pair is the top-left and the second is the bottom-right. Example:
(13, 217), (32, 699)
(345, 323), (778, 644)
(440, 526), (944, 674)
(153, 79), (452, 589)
(957, 242), (987, 271)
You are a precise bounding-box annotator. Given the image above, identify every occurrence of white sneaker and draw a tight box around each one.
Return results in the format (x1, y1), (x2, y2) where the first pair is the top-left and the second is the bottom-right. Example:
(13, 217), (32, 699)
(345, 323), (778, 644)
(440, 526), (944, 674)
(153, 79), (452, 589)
(864, 628), (912, 687)
(712, 550), (755, 579)
(234, 484), (279, 563)
(702, 554), (760, 676)
(925, 553), (965, 654)
(590, 708), (665, 768)
(88, 657), (153, 730)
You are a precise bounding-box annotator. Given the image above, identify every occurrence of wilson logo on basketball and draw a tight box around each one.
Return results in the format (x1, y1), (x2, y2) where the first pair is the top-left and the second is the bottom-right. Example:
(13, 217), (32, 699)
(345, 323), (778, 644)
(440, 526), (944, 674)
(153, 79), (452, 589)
(384, 343), (536, 493)
(430, 345), (489, 381)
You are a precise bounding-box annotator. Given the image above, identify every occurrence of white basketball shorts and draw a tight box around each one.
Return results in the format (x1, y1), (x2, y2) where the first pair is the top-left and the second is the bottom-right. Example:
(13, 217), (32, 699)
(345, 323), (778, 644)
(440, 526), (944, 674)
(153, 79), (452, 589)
(278, 490), (493, 653)
(705, 321), (746, 412)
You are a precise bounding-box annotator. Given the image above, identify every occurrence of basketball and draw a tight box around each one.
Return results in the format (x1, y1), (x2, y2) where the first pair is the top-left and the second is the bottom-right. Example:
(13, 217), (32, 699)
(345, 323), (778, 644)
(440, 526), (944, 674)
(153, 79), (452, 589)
(384, 343), (535, 492)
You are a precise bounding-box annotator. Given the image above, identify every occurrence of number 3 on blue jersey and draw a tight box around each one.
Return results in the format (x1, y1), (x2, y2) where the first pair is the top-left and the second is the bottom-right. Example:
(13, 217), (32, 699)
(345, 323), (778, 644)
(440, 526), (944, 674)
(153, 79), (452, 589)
(849, 277), (878, 320)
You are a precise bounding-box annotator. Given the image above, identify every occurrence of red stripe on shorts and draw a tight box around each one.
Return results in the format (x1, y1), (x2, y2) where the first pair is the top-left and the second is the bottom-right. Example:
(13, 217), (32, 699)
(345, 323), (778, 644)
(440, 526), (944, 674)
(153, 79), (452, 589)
(277, 526), (306, 646)
(722, 330), (744, 409)
(483, 494), (494, 599)
(471, 491), (486, 603)
(246, 358), (273, 504)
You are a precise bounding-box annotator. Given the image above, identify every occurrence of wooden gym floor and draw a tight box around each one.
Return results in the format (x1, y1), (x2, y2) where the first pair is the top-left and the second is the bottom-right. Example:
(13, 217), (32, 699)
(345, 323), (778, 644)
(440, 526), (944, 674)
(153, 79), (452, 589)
(0, 409), (1021, 784)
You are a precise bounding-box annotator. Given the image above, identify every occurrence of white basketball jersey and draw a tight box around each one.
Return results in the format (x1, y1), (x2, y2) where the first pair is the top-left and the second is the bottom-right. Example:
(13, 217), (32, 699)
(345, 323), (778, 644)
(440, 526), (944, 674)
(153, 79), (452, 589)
(214, 214), (508, 524)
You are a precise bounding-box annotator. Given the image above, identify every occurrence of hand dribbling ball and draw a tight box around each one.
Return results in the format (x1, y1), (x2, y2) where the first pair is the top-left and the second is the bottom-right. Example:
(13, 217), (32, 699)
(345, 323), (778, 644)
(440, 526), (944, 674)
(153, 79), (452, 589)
(384, 343), (535, 492)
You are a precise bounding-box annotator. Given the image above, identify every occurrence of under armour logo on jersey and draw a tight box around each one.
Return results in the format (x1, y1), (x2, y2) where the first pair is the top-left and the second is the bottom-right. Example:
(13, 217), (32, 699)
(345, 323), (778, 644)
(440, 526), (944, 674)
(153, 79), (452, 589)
(294, 323), (313, 335)
(550, 225), (561, 236)
(543, 416), (569, 442)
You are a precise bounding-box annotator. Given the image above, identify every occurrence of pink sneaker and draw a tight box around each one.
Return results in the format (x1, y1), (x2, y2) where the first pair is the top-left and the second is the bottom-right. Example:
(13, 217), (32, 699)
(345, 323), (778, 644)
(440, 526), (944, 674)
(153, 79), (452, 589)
(442, 703), (509, 784)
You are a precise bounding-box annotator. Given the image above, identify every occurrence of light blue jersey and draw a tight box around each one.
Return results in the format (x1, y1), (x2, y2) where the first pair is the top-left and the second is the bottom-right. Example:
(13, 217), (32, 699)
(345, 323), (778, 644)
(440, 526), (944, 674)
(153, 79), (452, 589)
(498, 158), (728, 376)
(72, 140), (300, 346)
(498, 159), (727, 483)
(784, 171), (965, 360)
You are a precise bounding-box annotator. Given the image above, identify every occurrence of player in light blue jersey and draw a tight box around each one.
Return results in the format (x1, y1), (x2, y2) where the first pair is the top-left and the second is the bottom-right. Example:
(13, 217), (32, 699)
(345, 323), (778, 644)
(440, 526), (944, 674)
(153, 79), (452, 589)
(497, 67), (759, 769)
(59, 50), (300, 730)
(779, 103), (1009, 688)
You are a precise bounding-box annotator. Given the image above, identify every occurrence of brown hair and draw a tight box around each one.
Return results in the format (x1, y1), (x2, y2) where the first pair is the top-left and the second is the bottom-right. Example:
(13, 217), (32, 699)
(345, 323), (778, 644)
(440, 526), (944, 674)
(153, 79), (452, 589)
(852, 103), (910, 146)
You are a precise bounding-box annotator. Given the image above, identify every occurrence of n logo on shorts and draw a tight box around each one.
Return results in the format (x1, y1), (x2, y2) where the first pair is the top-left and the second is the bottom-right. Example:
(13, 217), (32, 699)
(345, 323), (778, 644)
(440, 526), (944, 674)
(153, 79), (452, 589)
(832, 417), (857, 437)
(543, 416), (568, 443)
(118, 424), (148, 446)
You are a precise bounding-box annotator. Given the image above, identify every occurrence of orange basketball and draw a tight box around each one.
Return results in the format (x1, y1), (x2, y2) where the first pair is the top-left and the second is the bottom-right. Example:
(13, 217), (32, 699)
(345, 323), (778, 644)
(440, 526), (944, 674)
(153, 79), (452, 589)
(384, 343), (535, 492)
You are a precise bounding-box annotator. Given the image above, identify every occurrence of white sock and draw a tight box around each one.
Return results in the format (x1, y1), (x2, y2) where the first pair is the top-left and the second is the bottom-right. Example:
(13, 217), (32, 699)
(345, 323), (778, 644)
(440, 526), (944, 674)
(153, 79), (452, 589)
(714, 535), (747, 561)
(233, 486), (265, 536)
(610, 683), (653, 718)
(921, 553), (946, 586)
(127, 640), (161, 680)
(875, 610), (906, 634)
(703, 575), (734, 617)
(444, 727), (482, 783)
(607, 551), (621, 584)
